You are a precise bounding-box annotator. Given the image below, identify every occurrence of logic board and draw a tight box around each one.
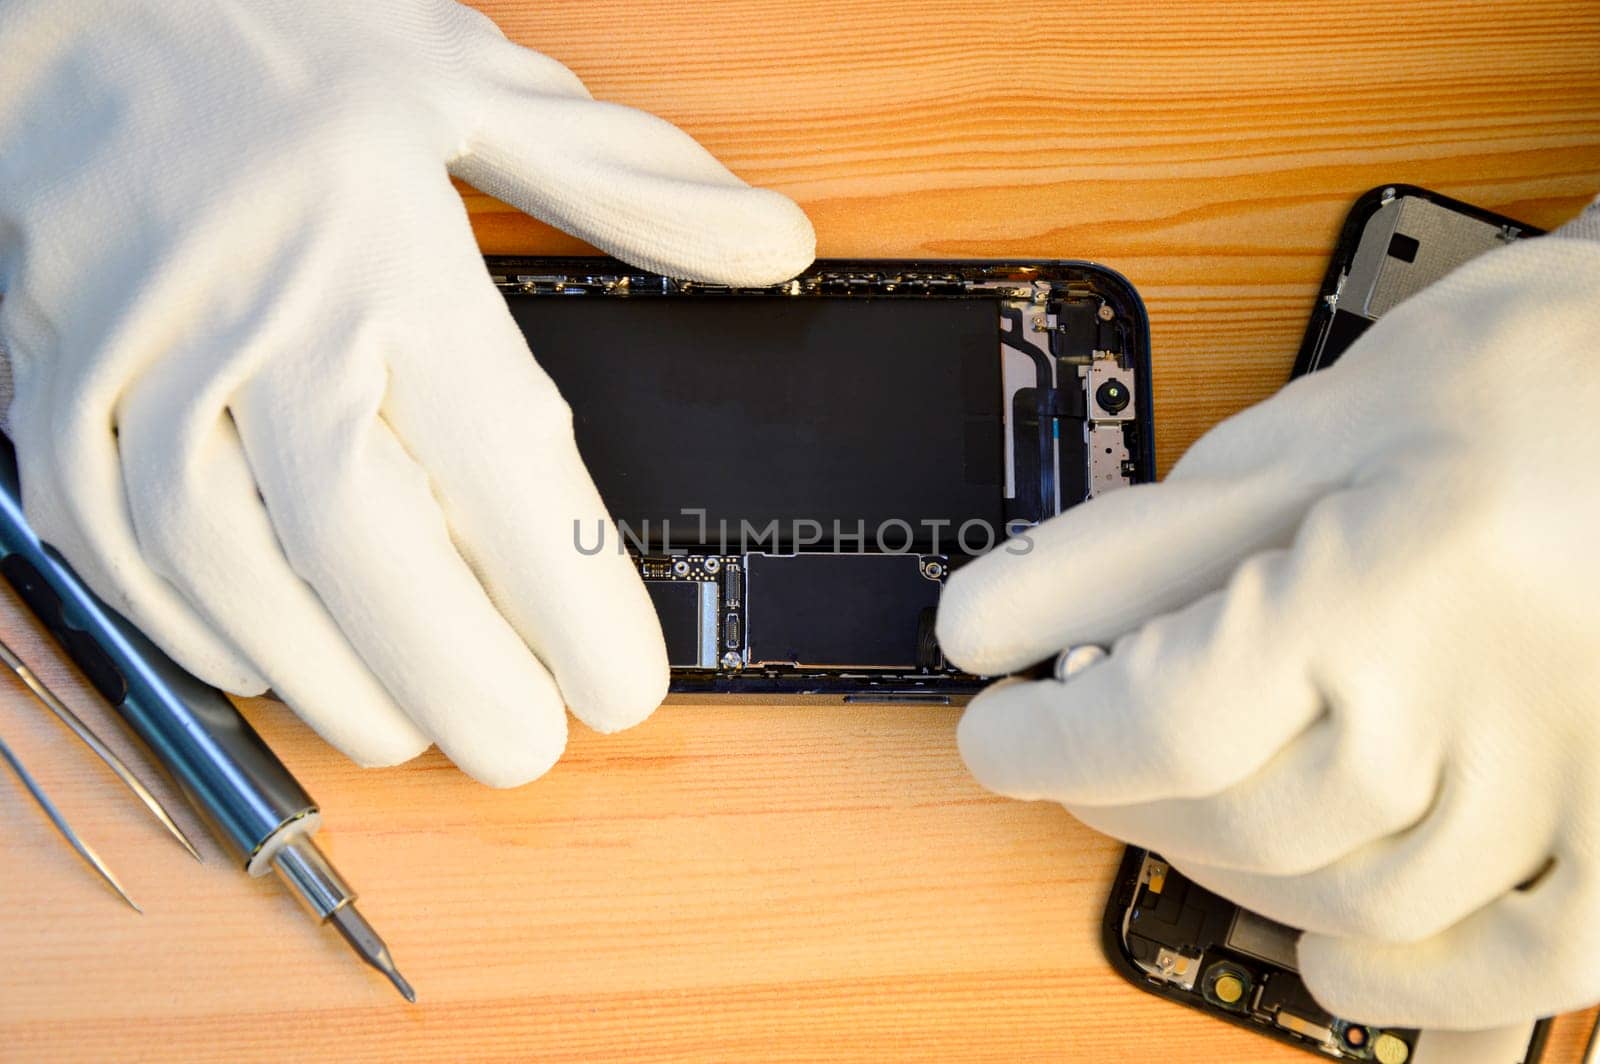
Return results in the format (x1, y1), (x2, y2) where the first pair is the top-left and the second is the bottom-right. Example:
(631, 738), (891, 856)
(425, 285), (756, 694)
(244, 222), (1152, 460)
(639, 551), (946, 679)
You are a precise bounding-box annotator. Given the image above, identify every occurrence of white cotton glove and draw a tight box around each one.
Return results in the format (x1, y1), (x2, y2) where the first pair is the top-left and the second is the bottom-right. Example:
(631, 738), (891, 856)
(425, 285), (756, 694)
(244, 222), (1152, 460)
(937, 201), (1600, 1029)
(0, 0), (814, 787)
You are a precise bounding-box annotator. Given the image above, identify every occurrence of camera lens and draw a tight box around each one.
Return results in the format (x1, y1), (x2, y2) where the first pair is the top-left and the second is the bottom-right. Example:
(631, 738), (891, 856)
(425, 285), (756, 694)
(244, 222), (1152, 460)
(1096, 379), (1131, 414)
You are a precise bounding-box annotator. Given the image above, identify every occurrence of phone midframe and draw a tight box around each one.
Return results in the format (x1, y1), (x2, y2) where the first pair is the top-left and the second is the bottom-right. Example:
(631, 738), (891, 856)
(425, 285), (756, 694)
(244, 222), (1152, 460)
(491, 257), (1154, 698)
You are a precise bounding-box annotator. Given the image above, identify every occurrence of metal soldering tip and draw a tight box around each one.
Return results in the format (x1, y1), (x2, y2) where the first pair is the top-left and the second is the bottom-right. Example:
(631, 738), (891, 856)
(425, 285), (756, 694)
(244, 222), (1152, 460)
(330, 902), (417, 1004)
(0, 635), (203, 862)
(0, 728), (141, 912)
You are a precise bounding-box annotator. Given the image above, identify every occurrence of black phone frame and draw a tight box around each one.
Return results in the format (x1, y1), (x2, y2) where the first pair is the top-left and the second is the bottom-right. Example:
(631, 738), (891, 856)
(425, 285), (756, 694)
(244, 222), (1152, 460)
(486, 256), (1155, 699)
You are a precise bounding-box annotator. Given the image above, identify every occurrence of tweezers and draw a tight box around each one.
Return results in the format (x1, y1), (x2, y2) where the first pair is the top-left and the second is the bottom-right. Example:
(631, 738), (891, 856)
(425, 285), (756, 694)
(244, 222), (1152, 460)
(0, 632), (204, 908)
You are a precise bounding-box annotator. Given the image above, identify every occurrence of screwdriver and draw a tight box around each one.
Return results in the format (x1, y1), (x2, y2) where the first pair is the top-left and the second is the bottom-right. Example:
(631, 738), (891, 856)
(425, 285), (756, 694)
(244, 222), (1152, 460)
(0, 435), (414, 1002)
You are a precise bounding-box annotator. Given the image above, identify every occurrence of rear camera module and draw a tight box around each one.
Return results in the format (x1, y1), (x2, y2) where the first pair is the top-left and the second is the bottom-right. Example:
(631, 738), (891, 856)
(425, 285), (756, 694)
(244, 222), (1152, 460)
(1096, 379), (1131, 415)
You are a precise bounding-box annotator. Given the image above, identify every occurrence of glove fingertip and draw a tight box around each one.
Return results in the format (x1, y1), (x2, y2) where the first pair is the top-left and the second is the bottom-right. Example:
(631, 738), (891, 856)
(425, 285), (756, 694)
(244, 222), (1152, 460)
(455, 87), (817, 288)
(1297, 932), (1425, 1029)
(328, 724), (433, 771)
(153, 633), (270, 699)
(622, 185), (816, 287)
(1294, 933), (1370, 1020)
(956, 680), (1051, 800)
(564, 650), (669, 736)
(455, 721), (569, 789)
(936, 564), (1045, 676)
(730, 190), (817, 284)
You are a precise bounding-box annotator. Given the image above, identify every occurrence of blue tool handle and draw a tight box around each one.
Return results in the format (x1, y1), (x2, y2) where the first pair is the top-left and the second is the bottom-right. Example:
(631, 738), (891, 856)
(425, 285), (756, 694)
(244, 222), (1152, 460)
(0, 434), (316, 866)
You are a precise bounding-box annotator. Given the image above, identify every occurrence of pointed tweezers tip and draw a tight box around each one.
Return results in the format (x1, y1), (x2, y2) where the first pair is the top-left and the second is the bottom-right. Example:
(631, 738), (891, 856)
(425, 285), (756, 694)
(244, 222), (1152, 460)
(0, 729), (141, 912)
(0, 635), (201, 861)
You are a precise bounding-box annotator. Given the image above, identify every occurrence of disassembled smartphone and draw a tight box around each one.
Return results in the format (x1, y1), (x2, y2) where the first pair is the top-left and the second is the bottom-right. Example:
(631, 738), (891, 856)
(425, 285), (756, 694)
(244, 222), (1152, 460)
(1295, 184), (1544, 375)
(1105, 186), (1550, 1063)
(493, 258), (1154, 699)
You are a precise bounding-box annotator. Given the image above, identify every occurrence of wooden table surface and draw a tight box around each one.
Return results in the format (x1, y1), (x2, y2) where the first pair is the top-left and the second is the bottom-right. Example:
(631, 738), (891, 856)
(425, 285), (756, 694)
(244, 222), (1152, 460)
(3, 2), (1599, 1061)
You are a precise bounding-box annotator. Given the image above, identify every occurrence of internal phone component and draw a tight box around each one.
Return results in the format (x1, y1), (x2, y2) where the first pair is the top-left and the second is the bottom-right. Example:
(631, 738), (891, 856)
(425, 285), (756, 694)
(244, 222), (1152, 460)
(639, 555), (733, 670)
(1003, 292), (1140, 509)
(1085, 351), (1137, 497)
(496, 258), (1152, 697)
(515, 293), (1005, 553)
(644, 574), (720, 669)
(1302, 188), (1543, 376)
(745, 553), (940, 669)
(1226, 907), (1300, 970)
(1116, 851), (1419, 1062)
(1121, 855), (1221, 992)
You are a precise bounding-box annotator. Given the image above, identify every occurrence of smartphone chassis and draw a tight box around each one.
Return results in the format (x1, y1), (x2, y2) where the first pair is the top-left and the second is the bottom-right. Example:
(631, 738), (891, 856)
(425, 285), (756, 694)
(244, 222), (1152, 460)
(491, 257), (1154, 700)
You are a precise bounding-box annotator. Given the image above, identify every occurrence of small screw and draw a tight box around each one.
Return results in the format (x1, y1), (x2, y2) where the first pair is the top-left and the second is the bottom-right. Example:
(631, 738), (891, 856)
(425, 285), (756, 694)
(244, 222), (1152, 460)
(1054, 644), (1108, 682)
(703, 557), (721, 574)
(1097, 304), (1114, 321)
(672, 559), (690, 577)
(720, 651), (743, 670)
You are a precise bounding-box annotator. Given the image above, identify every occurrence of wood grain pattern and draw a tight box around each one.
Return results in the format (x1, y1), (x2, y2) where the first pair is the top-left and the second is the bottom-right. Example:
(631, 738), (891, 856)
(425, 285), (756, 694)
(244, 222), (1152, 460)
(3, 1), (1599, 1060)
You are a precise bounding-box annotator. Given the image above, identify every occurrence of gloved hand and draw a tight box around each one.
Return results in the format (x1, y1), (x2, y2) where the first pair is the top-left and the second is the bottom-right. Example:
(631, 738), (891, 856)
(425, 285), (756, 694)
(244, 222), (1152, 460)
(937, 203), (1600, 1029)
(0, 0), (813, 786)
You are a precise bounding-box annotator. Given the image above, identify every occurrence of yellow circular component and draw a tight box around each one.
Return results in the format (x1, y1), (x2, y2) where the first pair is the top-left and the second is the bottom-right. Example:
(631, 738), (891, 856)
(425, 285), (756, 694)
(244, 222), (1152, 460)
(1212, 973), (1245, 1005)
(1373, 1033), (1410, 1064)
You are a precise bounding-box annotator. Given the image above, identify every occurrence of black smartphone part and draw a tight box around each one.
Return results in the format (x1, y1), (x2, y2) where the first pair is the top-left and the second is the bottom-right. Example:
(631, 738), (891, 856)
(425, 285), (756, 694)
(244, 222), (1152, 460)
(490, 257), (1153, 698)
(1103, 847), (1554, 1063)
(1293, 184), (1544, 378)
(1105, 186), (1552, 1061)
(1101, 848), (1429, 1060)
(504, 295), (1006, 552)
